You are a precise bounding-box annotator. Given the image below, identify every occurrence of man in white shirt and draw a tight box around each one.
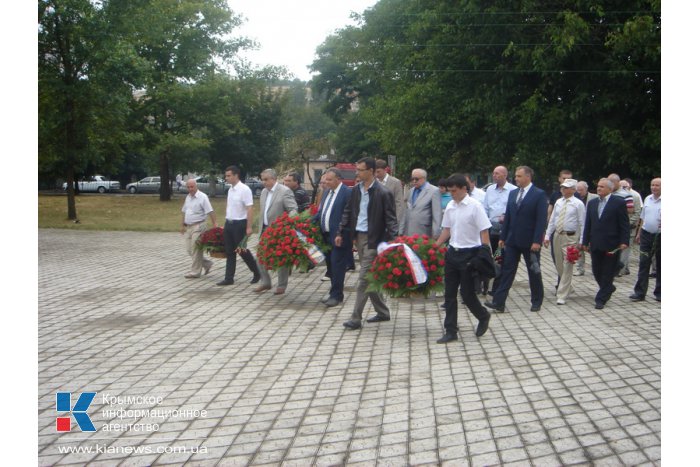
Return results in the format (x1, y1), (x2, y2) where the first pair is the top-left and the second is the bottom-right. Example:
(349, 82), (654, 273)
(483, 165), (517, 293)
(435, 174), (492, 343)
(217, 165), (260, 286)
(466, 173), (486, 204)
(543, 179), (586, 304)
(630, 178), (661, 302)
(618, 178), (643, 276)
(181, 178), (218, 278)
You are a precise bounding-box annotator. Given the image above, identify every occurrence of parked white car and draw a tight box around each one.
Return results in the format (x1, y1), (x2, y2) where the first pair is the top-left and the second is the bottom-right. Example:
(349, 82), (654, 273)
(126, 176), (165, 194)
(62, 175), (120, 193)
(177, 176), (231, 195)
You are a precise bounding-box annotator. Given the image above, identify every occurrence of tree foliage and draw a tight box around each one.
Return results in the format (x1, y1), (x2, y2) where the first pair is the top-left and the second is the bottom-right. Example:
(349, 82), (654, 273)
(311, 0), (660, 184)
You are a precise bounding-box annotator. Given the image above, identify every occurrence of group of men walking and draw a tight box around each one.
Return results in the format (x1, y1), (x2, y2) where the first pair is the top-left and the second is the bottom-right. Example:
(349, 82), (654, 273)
(179, 160), (661, 345)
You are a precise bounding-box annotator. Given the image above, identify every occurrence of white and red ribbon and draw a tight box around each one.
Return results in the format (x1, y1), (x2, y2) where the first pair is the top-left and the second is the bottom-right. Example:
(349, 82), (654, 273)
(377, 241), (428, 285)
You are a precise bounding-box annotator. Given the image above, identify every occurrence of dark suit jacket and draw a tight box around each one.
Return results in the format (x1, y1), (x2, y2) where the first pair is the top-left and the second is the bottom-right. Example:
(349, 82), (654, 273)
(582, 195), (630, 252)
(313, 184), (352, 248)
(500, 185), (548, 249)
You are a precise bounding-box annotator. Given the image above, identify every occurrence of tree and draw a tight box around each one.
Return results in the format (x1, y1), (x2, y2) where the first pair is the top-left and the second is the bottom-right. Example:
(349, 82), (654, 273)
(39, 0), (144, 218)
(119, 0), (250, 201)
(311, 0), (660, 185)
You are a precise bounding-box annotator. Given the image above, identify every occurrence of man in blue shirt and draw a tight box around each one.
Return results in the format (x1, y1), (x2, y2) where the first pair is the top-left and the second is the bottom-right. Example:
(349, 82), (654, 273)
(336, 157), (399, 330)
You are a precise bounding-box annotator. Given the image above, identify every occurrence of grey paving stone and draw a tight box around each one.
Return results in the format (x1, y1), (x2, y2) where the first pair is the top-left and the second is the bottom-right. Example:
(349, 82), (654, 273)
(37, 229), (661, 465)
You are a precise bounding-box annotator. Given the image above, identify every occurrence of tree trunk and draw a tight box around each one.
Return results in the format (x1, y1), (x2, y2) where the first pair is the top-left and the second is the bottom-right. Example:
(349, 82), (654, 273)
(66, 166), (77, 220)
(159, 151), (172, 201)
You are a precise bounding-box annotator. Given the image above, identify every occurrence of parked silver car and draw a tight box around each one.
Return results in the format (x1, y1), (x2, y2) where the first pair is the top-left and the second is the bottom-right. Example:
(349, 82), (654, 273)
(126, 176), (162, 194)
(177, 176), (231, 195)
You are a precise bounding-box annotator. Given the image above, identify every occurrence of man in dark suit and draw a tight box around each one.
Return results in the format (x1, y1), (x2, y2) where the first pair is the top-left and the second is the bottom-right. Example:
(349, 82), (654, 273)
(313, 168), (352, 307)
(582, 178), (630, 309)
(485, 165), (548, 312)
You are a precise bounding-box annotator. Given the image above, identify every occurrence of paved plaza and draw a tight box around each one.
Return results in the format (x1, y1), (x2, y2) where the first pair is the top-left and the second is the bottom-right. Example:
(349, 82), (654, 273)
(38, 229), (660, 466)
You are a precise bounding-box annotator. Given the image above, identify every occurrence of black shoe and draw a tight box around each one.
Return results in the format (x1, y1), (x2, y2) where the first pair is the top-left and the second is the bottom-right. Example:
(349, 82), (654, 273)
(475, 313), (491, 337)
(367, 314), (390, 323)
(250, 275), (260, 284)
(325, 298), (341, 307)
(436, 333), (458, 344)
(629, 293), (645, 301)
(530, 305), (541, 312)
(654, 295), (661, 302)
(595, 302), (605, 310)
(484, 301), (505, 312)
(343, 320), (361, 330)
(216, 280), (234, 286)
(649, 272), (657, 278)
(440, 303), (446, 309)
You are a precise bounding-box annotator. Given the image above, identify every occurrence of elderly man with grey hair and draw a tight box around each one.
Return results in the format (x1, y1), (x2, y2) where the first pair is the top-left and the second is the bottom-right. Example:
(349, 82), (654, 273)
(253, 168), (299, 295)
(401, 168), (442, 238)
(574, 180), (593, 276)
(582, 177), (629, 310)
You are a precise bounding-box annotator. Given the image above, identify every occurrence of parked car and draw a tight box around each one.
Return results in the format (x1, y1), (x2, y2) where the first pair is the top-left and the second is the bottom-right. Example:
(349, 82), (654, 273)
(245, 177), (264, 197)
(62, 175), (120, 193)
(126, 176), (163, 194)
(177, 176), (231, 195)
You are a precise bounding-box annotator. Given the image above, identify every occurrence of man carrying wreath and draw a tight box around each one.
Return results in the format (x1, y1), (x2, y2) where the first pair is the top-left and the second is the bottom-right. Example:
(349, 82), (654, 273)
(181, 178), (218, 279)
(434, 174), (493, 343)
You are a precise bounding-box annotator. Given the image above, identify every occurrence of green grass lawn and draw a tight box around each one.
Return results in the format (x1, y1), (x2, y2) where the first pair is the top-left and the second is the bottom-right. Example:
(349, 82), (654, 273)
(38, 194), (260, 232)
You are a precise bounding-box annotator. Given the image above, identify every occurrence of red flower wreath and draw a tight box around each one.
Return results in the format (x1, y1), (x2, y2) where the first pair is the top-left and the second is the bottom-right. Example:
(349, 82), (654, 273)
(256, 211), (329, 272)
(365, 234), (446, 298)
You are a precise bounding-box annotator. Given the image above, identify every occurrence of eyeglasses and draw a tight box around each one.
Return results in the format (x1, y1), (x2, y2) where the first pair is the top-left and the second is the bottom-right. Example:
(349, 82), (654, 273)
(411, 177), (421, 182)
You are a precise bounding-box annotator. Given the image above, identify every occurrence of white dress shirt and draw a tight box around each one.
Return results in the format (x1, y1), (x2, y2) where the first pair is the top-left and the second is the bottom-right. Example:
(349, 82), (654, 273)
(225, 182), (253, 220)
(640, 194), (661, 234)
(262, 183), (278, 226)
(321, 188), (338, 232)
(182, 190), (213, 224)
(441, 196), (491, 248)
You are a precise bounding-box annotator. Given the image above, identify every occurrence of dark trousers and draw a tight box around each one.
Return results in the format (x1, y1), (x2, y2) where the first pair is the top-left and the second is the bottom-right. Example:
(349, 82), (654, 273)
(590, 249), (619, 304)
(443, 247), (489, 334)
(322, 232), (348, 300)
(634, 230), (661, 298)
(492, 244), (544, 308)
(223, 220), (259, 281)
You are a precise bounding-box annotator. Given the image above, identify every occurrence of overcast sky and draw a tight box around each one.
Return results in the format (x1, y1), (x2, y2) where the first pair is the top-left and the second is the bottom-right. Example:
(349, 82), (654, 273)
(229, 0), (378, 81)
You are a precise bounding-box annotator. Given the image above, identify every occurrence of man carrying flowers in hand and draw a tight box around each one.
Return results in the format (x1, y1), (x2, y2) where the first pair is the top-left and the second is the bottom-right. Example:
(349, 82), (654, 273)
(434, 174), (493, 344)
(181, 178), (218, 279)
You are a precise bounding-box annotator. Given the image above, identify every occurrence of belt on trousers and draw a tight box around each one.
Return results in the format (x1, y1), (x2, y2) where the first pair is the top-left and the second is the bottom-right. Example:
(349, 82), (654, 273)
(448, 245), (479, 253)
(184, 221), (205, 227)
(225, 219), (246, 224)
(557, 231), (576, 236)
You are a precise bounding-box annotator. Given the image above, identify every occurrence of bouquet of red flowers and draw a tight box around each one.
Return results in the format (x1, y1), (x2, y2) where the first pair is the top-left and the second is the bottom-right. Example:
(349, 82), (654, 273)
(195, 227), (225, 255)
(256, 211), (329, 272)
(565, 245), (581, 264)
(366, 234), (447, 298)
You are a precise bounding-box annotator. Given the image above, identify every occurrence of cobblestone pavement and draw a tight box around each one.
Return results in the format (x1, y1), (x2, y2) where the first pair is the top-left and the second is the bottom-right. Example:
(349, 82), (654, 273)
(38, 229), (660, 466)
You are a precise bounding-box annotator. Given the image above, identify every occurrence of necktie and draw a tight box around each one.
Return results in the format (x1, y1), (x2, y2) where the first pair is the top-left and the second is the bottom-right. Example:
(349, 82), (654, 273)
(556, 199), (568, 232)
(598, 198), (606, 218)
(412, 187), (421, 205)
(516, 188), (524, 206)
(321, 190), (334, 232)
